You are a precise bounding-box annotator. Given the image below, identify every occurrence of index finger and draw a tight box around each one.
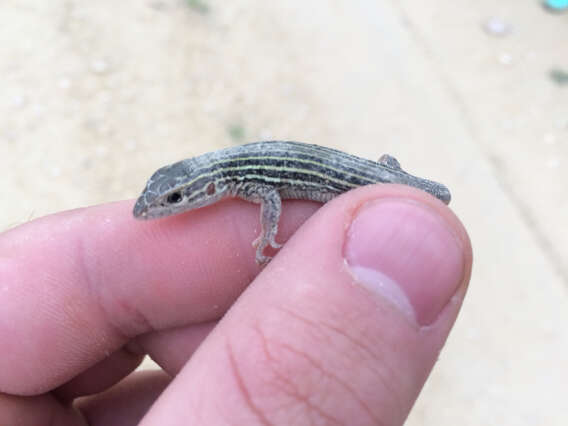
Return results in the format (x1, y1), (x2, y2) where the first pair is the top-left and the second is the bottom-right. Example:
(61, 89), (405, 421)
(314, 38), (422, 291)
(0, 199), (319, 395)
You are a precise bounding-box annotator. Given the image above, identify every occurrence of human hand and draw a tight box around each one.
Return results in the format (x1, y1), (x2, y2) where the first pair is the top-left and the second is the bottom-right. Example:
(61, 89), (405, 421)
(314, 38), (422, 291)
(0, 184), (471, 425)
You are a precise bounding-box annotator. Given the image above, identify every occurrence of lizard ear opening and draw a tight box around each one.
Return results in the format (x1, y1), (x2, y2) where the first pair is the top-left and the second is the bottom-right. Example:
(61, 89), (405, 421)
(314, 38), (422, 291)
(206, 182), (216, 195)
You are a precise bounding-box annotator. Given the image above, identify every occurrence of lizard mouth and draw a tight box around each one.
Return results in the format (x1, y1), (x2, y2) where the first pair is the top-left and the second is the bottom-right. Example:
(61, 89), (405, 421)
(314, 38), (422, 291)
(132, 197), (149, 219)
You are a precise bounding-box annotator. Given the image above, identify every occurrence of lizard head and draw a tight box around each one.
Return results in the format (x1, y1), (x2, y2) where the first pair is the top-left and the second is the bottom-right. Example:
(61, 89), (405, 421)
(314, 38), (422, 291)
(133, 159), (229, 220)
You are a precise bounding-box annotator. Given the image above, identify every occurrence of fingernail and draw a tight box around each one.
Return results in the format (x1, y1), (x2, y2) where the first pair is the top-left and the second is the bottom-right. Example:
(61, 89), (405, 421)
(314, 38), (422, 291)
(344, 199), (465, 326)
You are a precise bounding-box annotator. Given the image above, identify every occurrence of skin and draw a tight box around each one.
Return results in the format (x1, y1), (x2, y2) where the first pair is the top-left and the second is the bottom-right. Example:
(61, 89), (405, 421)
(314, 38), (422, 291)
(0, 184), (472, 426)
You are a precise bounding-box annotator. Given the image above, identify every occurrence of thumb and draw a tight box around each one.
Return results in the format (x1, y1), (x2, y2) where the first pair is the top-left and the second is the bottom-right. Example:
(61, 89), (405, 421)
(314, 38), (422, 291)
(141, 185), (472, 426)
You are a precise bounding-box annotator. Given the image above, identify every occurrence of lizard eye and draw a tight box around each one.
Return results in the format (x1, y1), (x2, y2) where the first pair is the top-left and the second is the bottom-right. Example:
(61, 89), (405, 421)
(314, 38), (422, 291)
(167, 192), (183, 204)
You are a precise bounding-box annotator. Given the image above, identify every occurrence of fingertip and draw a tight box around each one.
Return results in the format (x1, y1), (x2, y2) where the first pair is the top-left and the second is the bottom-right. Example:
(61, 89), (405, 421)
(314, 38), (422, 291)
(344, 196), (466, 325)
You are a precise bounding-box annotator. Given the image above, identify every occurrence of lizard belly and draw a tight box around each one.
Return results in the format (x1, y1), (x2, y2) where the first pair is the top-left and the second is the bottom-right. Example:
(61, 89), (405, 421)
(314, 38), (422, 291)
(278, 186), (340, 203)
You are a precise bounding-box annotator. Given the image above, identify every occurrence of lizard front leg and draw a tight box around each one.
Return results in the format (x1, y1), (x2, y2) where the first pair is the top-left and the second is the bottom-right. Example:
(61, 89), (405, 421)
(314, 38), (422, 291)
(247, 185), (283, 265)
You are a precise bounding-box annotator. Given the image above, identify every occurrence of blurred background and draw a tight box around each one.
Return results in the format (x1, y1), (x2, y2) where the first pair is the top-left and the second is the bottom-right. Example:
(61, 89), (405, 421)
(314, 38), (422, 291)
(1, 1), (566, 424)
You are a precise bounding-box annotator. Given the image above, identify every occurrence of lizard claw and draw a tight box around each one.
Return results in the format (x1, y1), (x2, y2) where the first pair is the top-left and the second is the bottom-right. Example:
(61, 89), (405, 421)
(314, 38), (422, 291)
(255, 252), (272, 265)
(252, 234), (282, 265)
(269, 238), (282, 249)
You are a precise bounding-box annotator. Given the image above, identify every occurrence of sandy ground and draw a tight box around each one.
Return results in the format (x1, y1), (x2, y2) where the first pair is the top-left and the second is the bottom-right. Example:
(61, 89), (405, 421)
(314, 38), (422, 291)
(1, 1), (567, 424)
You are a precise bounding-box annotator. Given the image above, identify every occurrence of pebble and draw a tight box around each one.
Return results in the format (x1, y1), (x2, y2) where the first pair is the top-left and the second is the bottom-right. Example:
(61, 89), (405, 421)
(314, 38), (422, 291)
(11, 94), (26, 108)
(499, 53), (512, 65)
(58, 78), (71, 89)
(91, 59), (109, 74)
(483, 17), (512, 37)
(49, 166), (61, 178)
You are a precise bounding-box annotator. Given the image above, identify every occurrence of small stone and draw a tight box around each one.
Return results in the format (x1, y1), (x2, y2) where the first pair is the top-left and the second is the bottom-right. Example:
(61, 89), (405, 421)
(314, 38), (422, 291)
(58, 78), (71, 89)
(483, 18), (511, 37)
(49, 166), (61, 177)
(259, 129), (273, 140)
(91, 59), (109, 74)
(10, 94), (26, 108)
(498, 53), (512, 65)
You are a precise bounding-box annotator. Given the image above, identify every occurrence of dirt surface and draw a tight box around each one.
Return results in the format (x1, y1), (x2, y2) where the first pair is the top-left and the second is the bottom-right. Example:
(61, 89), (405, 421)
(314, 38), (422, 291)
(2, 1), (566, 424)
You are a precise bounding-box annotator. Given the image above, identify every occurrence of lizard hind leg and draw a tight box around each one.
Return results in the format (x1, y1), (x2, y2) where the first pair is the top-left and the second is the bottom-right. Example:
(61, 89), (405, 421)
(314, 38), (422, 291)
(378, 154), (402, 170)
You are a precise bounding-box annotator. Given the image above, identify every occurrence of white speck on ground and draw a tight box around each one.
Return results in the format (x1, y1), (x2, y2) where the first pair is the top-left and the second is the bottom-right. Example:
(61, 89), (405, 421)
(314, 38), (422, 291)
(483, 17), (512, 36)
(91, 59), (109, 74)
(498, 52), (513, 65)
